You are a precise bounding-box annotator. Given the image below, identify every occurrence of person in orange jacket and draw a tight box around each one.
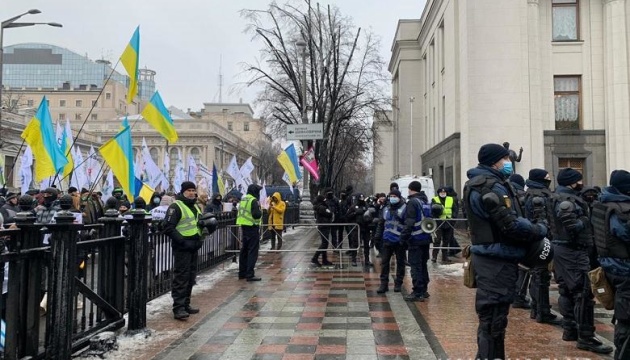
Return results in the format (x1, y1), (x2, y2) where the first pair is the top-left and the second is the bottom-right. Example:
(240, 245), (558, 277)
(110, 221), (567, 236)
(268, 192), (286, 250)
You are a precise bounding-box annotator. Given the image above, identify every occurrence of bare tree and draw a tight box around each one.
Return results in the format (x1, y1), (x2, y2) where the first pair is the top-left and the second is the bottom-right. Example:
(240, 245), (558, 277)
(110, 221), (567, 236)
(1, 91), (27, 113)
(255, 139), (285, 184)
(242, 0), (390, 197)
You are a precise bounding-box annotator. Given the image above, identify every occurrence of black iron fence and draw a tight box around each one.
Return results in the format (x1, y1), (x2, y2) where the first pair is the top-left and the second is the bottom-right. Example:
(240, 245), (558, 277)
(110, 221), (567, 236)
(0, 204), (300, 359)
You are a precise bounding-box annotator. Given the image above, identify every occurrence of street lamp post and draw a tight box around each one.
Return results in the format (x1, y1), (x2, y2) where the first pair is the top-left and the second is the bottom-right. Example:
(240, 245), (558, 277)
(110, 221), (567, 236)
(0, 9), (62, 146)
(409, 96), (415, 175)
(296, 40), (309, 200)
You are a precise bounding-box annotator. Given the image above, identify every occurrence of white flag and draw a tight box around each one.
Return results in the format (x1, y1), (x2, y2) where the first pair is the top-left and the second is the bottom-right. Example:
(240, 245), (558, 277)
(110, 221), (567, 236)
(226, 155), (240, 180)
(70, 146), (88, 191)
(102, 169), (114, 200)
(141, 138), (166, 189)
(237, 157), (255, 192)
(86, 146), (100, 187)
(173, 148), (185, 193)
(187, 154), (198, 182)
(259, 181), (269, 209)
(20, 146), (33, 195)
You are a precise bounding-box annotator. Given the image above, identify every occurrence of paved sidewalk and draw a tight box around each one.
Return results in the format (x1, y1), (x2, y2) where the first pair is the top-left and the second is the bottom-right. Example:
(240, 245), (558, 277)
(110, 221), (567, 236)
(108, 227), (616, 360)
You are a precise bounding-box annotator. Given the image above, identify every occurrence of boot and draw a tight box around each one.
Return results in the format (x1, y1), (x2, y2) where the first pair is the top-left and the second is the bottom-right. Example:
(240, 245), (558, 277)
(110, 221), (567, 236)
(311, 257), (322, 267)
(563, 328), (578, 341)
(174, 307), (190, 320)
(277, 238), (283, 250)
(536, 284), (561, 325)
(577, 336), (613, 354)
(377, 283), (389, 294)
(270, 239), (276, 250)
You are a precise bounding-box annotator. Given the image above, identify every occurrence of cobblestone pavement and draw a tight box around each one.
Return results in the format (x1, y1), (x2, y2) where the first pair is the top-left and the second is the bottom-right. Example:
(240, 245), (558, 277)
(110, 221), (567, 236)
(129, 227), (615, 360)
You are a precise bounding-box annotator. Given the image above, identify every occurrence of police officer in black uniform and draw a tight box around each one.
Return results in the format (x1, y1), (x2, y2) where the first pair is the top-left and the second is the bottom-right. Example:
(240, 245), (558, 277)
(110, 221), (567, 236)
(163, 181), (204, 320)
(522, 168), (562, 325)
(593, 170), (630, 359)
(508, 173), (532, 310)
(551, 168), (612, 354)
(464, 144), (548, 360)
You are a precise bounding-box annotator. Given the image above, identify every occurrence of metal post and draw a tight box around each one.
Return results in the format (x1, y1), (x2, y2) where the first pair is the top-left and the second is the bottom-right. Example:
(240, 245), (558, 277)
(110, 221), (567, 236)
(126, 209), (151, 334)
(99, 209), (125, 312)
(297, 40), (310, 201)
(45, 210), (82, 360)
(410, 96), (415, 175)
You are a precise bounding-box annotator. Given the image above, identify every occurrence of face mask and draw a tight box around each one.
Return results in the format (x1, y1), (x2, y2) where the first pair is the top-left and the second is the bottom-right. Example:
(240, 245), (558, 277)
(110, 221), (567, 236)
(543, 179), (551, 188)
(44, 196), (55, 205)
(389, 197), (400, 205)
(153, 198), (160, 205)
(439, 193), (446, 198)
(326, 193), (333, 199)
(500, 161), (513, 176)
(114, 194), (122, 200)
(340, 194), (347, 200)
(573, 183), (584, 192)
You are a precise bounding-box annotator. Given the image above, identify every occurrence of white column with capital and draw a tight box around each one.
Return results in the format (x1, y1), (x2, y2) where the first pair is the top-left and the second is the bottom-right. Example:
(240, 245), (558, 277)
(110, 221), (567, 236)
(527, 0), (545, 169)
(603, 0), (630, 171)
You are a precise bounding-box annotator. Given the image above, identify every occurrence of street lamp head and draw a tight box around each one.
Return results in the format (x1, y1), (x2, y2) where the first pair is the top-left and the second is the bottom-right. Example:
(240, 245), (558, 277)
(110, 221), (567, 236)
(27, 9), (41, 15)
(47, 22), (63, 28)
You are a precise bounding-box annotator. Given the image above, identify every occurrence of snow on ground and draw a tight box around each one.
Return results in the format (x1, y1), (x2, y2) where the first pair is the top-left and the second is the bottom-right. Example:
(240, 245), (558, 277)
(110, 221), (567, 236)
(429, 262), (464, 277)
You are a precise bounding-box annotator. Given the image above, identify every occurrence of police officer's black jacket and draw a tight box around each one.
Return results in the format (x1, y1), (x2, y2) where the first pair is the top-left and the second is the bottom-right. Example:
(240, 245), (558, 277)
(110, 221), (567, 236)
(552, 186), (592, 247)
(164, 194), (202, 252)
(314, 196), (333, 224)
(594, 186), (630, 276)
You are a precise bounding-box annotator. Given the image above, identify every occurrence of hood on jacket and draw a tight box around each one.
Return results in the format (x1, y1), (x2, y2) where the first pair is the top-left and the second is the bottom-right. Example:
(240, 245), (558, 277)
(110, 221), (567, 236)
(466, 165), (504, 181)
(600, 186), (630, 203)
(271, 192), (282, 202)
(525, 179), (547, 189)
(555, 185), (578, 196)
(409, 191), (428, 203)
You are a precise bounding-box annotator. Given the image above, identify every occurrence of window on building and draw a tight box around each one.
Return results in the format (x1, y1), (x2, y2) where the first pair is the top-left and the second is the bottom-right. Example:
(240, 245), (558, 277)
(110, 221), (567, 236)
(559, 158), (585, 176)
(27, 99), (34, 107)
(92, 100), (97, 107)
(439, 22), (445, 72)
(552, 0), (579, 41)
(106, 93), (111, 100)
(244, 122), (250, 131)
(150, 148), (159, 164)
(228, 122), (233, 131)
(75, 113), (82, 120)
(60, 100), (66, 107)
(10, 99), (18, 108)
(59, 113), (66, 121)
(91, 113), (98, 121)
(76, 99), (82, 107)
(554, 76), (581, 130)
(4, 156), (14, 187)
(190, 147), (201, 163)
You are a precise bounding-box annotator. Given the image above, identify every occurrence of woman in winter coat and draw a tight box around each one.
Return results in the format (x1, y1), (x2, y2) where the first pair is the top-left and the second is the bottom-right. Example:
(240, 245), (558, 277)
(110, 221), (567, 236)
(268, 192), (286, 250)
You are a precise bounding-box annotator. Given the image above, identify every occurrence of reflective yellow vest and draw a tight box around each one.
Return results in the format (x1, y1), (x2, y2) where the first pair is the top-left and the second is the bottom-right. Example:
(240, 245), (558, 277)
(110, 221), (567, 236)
(432, 196), (453, 219)
(174, 200), (202, 236)
(236, 194), (261, 226)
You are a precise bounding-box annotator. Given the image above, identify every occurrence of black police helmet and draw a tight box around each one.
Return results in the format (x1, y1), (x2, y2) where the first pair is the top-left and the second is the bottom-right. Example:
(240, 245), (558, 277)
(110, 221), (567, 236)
(521, 238), (553, 268)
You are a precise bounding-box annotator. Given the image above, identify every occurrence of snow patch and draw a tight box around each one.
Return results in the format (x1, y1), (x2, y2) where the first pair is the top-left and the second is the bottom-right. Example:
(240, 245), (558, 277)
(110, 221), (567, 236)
(431, 262), (464, 277)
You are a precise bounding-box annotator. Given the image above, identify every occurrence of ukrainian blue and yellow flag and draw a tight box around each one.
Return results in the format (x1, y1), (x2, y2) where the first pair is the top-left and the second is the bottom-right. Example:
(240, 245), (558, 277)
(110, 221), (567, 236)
(120, 26), (140, 104)
(99, 118), (135, 199)
(61, 120), (74, 177)
(21, 96), (68, 182)
(134, 177), (155, 204)
(277, 144), (302, 183)
(141, 91), (178, 143)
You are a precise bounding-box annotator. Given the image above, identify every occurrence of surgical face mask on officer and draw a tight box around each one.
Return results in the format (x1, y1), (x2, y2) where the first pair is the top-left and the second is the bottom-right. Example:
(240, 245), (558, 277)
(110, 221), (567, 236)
(439, 191), (447, 198)
(500, 160), (513, 176)
(572, 182), (584, 192)
(389, 197), (400, 205)
(153, 198), (160, 205)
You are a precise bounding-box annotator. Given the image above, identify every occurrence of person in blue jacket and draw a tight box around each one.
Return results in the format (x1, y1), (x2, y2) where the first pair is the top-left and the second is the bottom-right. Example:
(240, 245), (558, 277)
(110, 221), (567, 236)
(373, 189), (407, 294)
(463, 143), (548, 360)
(593, 169), (630, 359)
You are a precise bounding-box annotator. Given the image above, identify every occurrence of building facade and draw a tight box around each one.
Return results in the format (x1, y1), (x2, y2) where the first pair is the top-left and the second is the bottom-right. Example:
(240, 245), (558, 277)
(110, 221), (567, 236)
(381, 0), (628, 193)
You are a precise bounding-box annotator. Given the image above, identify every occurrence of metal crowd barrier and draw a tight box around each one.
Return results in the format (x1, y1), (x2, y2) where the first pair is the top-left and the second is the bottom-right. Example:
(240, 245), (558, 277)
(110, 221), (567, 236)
(429, 218), (469, 252)
(225, 223), (361, 268)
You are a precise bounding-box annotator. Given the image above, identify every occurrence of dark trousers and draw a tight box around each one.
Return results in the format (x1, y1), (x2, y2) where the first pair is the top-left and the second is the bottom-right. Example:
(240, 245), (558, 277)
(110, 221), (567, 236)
(348, 225), (365, 261)
(553, 244), (594, 338)
(360, 228), (371, 263)
(514, 268), (530, 305)
(472, 253), (518, 360)
(172, 249), (198, 311)
(313, 225), (330, 263)
(379, 242), (405, 286)
(529, 267), (552, 319)
(239, 226), (260, 279)
(333, 222), (346, 249)
(607, 273), (630, 360)
(270, 228), (283, 250)
(432, 222), (453, 261)
(408, 244), (430, 295)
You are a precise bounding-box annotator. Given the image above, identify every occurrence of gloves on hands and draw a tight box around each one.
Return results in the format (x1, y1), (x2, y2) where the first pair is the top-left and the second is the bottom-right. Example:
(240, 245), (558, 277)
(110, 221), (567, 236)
(560, 212), (581, 232)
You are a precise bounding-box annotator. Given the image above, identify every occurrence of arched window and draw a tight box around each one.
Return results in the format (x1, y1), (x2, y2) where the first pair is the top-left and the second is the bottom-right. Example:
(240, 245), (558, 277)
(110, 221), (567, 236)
(190, 147), (200, 163)
(150, 147), (159, 164)
(169, 148), (179, 173)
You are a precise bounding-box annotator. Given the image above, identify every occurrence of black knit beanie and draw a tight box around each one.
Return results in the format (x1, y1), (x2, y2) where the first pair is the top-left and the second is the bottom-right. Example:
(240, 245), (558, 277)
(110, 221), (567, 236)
(478, 144), (510, 166)
(557, 168), (583, 186)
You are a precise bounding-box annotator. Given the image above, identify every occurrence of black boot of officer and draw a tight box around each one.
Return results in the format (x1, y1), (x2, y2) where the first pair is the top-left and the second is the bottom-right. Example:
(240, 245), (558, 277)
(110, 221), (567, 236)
(512, 268), (530, 309)
(529, 268), (561, 325)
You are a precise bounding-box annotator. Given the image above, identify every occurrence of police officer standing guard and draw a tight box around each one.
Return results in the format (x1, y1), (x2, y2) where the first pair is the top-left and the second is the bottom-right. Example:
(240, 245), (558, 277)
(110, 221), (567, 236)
(464, 143), (548, 360)
(237, 184), (263, 282)
(164, 181), (204, 320)
(551, 168), (612, 354)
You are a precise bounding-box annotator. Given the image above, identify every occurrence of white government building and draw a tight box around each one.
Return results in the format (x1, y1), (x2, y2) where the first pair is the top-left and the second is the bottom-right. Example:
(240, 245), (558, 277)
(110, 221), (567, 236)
(375, 0), (629, 194)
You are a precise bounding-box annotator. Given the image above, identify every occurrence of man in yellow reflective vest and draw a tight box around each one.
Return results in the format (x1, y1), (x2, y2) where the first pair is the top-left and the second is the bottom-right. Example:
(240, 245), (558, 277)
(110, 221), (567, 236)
(431, 187), (454, 264)
(164, 181), (204, 320)
(237, 184), (263, 281)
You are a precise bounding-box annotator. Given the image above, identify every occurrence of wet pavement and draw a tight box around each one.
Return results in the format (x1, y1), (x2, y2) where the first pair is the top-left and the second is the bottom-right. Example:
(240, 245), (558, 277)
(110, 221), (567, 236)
(124, 227), (615, 360)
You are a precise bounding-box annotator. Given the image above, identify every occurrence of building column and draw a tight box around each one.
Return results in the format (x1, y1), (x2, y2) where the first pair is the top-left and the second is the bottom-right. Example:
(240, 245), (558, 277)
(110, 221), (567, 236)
(603, 0), (630, 171)
(527, 0), (545, 169)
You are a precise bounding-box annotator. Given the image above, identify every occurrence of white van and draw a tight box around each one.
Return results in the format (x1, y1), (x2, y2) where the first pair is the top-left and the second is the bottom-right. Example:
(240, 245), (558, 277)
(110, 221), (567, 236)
(390, 175), (436, 201)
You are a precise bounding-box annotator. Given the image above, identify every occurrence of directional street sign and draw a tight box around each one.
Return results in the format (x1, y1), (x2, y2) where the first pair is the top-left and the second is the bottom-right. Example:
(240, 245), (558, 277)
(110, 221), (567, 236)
(286, 123), (323, 140)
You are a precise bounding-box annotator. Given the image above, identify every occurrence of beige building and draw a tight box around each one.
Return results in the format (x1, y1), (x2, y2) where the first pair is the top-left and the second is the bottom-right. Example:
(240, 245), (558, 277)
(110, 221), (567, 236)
(191, 102), (269, 145)
(380, 0), (628, 193)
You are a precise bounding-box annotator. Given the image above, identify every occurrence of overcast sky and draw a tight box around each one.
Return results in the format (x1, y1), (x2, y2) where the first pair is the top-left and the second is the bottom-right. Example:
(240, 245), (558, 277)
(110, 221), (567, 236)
(2, 1), (426, 113)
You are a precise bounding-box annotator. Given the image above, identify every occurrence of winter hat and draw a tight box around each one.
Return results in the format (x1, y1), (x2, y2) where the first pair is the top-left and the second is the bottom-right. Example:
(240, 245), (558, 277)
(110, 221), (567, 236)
(68, 186), (78, 194)
(610, 170), (630, 195)
(5, 192), (17, 201)
(112, 187), (123, 195)
(134, 197), (147, 209)
(478, 143), (510, 166)
(180, 181), (196, 193)
(408, 181), (422, 192)
(557, 168), (583, 186)
(43, 187), (59, 196)
(528, 168), (549, 182)
(508, 174), (525, 188)
(390, 182), (399, 191)
(388, 189), (402, 199)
